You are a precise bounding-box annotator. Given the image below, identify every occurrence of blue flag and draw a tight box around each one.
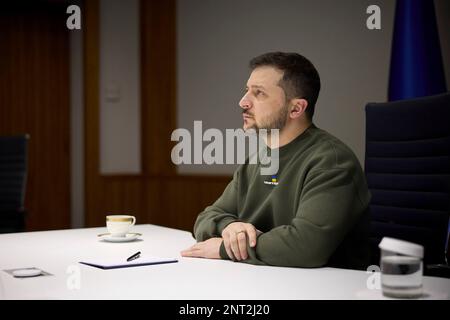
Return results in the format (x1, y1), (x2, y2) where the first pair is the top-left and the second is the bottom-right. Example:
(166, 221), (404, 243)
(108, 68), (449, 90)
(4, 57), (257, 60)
(388, 0), (447, 101)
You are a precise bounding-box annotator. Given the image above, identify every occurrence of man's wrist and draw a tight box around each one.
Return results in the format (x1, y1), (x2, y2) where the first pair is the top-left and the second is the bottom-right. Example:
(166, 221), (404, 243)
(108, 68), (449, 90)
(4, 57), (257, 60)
(217, 217), (240, 236)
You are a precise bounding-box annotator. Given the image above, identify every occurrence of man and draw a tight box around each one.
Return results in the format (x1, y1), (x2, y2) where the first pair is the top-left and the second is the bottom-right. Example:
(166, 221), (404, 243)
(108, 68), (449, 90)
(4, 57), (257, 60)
(181, 52), (371, 269)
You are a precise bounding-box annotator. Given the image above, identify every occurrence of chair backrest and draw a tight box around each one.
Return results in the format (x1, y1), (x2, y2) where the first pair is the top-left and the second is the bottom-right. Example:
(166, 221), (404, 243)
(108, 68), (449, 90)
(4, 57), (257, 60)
(0, 135), (29, 213)
(365, 93), (450, 266)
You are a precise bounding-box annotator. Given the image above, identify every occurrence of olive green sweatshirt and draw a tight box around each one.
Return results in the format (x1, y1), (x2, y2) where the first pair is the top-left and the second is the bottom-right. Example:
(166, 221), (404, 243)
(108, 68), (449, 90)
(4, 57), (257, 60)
(193, 124), (371, 270)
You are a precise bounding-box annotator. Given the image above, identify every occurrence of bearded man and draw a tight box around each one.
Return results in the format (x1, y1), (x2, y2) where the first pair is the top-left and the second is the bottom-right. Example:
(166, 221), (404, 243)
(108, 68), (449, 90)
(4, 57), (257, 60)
(181, 52), (371, 270)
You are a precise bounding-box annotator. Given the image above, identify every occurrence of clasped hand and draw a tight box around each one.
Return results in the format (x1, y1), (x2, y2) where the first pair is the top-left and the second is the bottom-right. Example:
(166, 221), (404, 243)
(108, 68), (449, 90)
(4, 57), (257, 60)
(180, 222), (262, 261)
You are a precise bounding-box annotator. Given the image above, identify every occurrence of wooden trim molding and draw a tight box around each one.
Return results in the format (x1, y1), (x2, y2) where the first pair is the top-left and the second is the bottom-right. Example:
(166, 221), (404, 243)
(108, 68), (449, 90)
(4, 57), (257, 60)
(84, 0), (101, 227)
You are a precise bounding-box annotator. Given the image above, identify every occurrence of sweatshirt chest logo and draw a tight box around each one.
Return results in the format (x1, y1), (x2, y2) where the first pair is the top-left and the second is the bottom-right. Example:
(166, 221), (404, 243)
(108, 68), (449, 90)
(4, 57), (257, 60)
(264, 175), (279, 186)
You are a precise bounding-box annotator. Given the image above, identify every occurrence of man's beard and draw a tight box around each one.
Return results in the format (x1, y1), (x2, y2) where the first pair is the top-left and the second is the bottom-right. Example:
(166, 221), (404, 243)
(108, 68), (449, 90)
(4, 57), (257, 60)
(245, 103), (289, 132)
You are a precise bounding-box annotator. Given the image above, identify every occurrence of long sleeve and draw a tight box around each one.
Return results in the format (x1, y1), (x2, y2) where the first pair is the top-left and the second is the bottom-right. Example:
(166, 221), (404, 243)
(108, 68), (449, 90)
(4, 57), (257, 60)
(193, 170), (241, 241)
(224, 167), (369, 267)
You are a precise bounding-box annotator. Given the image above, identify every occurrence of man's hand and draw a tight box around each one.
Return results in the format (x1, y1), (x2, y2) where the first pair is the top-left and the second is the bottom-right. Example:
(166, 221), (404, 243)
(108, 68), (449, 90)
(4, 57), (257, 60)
(180, 237), (223, 259)
(221, 222), (262, 261)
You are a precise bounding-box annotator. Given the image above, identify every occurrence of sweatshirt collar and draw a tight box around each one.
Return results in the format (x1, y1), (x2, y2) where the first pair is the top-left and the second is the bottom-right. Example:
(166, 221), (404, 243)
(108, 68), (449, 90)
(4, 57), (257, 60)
(274, 123), (316, 157)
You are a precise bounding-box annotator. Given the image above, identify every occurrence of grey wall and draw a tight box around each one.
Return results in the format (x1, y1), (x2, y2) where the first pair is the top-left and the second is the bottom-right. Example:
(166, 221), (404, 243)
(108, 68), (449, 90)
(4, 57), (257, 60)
(99, 0), (141, 174)
(177, 0), (450, 175)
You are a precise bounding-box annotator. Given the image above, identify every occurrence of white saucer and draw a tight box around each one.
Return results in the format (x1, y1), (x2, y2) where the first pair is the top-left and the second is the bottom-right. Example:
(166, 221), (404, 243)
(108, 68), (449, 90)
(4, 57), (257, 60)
(13, 268), (42, 278)
(97, 232), (142, 242)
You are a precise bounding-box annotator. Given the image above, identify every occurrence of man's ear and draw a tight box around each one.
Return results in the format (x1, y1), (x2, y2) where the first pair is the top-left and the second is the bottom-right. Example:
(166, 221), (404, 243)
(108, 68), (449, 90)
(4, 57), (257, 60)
(289, 98), (308, 119)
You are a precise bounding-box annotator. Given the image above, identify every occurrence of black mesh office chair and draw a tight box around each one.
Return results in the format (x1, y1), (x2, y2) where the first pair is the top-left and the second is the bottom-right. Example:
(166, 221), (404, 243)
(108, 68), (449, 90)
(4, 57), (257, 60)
(365, 93), (450, 277)
(0, 134), (29, 233)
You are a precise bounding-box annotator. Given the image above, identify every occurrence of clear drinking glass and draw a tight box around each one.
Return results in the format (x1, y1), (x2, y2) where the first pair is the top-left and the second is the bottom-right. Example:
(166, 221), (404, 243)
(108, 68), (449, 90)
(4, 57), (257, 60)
(379, 237), (424, 298)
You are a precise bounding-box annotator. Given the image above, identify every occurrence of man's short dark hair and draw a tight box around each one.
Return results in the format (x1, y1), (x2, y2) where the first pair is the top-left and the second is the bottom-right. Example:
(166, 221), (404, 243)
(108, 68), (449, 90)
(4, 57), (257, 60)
(249, 52), (321, 120)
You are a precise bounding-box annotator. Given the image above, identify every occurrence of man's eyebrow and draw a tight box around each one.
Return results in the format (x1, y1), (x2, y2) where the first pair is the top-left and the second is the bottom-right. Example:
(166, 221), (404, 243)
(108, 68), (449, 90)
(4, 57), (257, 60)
(248, 85), (266, 90)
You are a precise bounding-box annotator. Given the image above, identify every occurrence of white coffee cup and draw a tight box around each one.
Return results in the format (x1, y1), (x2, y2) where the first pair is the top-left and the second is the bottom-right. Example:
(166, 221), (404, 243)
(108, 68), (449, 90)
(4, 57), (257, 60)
(106, 215), (136, 237)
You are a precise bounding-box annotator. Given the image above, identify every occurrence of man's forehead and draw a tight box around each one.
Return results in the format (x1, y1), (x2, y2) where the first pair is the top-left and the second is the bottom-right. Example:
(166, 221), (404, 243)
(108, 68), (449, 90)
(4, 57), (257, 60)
(247, 66), (283, 88)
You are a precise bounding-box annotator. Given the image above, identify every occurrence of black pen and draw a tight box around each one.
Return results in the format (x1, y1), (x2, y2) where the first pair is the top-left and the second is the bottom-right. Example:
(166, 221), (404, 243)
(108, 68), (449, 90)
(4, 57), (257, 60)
(126, 251), (141, 262)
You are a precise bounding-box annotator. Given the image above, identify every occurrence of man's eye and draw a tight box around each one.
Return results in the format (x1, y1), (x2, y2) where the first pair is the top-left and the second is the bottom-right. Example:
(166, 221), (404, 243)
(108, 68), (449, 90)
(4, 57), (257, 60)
(255, 90), (264, 96)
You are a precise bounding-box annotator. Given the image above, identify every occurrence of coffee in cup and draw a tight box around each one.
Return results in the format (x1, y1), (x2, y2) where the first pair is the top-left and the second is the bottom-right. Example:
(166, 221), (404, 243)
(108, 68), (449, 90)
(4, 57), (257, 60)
(106, 215), (136, 237)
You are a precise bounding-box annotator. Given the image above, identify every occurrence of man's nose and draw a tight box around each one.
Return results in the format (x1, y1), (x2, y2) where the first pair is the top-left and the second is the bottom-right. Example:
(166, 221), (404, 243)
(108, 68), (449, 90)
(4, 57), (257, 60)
(239, 94), (251, 110)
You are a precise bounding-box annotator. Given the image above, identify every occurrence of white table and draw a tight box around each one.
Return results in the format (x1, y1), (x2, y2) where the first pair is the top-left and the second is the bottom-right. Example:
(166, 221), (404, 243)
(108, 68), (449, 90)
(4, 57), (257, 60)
(0, 224), (449, 300)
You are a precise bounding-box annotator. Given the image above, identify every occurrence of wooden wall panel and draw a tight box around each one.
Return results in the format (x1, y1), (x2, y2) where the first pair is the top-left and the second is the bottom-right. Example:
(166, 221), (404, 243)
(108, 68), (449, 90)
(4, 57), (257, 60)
(164, 179), (202, 231)
(84, 0), (101, 227)
(122, 179), (145, 222)
(141, 0), (177, 176)
(0, 3), (71, 231)
(144, 179), (164, 225)
(145, 176), (231, 232)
